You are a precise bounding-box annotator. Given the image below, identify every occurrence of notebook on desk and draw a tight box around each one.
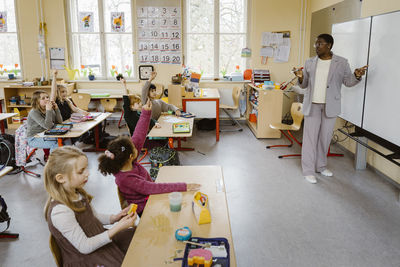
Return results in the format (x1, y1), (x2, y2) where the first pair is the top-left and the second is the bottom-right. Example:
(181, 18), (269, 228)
(172, 122), (190, 133)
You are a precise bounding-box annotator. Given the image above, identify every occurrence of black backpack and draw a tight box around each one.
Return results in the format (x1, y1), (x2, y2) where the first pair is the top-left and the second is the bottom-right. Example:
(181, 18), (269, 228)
(0, 195), (19, 238)
(0, 134), (16, 172)
(149, 146), (180, 180)
(196, 119), (216, 131)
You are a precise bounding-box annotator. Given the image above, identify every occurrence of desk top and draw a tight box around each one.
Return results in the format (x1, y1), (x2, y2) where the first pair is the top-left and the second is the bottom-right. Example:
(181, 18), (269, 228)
(122, 165), (236, 267)
(148, 115), (193, 138)
(0, 113), (17, 121)
(183, 88), (220, 99)
(90, 94), (123, 99)
(35, 112), (111, 138)
(0, 166), (13, 177)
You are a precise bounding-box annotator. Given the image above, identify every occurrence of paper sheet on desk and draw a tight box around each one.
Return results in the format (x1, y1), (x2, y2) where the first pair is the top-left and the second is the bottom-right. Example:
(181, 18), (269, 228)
(164, 116), (185, 123)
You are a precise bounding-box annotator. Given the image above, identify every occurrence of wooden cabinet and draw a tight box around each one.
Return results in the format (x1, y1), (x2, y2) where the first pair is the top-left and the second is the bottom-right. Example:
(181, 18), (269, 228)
(3, 83), (75, 129)
(246, 83), (283, 138)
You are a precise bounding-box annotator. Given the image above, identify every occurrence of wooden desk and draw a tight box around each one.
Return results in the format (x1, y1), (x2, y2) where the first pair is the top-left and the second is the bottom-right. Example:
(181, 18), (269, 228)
(0, 113), (17, 134)
(0, 166), (13, 177)
(35, 113), (112, 151)
(182, 88), (220, 142)
(122, 166), (236, 267)
(148, 115), (194, 151)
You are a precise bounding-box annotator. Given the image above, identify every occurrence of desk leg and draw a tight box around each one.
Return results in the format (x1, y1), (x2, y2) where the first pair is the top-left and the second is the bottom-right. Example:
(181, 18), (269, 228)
(168, 138), (174, 149)
(216, 99), (219, 141)
(168, 137), (194, 151)
(83, 124), (106, 152)
(182, 100), (186, 112)
(57, 138), (63, 147)
(0, 121), (5, 135)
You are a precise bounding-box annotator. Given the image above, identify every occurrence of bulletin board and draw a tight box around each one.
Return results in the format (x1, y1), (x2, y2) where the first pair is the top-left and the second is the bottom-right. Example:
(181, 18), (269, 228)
(136, 0), (182, 65)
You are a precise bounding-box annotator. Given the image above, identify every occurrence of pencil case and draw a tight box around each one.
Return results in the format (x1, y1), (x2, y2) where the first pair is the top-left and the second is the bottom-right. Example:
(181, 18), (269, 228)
(192, 192), (211, 225)
(181, 237), (230, 267)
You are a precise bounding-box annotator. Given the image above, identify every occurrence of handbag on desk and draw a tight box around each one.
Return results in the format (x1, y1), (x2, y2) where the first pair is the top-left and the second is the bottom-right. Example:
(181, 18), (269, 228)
(44, 124), (73, 135)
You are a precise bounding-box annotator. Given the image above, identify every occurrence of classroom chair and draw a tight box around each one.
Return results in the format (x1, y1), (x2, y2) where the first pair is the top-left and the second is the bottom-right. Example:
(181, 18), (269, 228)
(154, 83), (165, 99)
(266, 102), (303, 158)
(71, 93), (91, 111)
(49, 235), (63, 267)
(117, 187), (129, 209)
(167, 84), (183, 109)
(100, 98), (117, 112)
(125, 124), (150, 164)
(220, 86), (243, 132)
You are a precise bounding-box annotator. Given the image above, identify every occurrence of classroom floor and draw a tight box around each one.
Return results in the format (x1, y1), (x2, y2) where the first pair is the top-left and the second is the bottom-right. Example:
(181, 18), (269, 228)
(1, 121), (400, 267)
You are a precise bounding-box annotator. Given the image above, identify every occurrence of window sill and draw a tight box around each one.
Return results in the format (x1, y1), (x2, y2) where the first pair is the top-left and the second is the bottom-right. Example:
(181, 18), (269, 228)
(67, 79), (140, 83)
(200, 79), (250, 83)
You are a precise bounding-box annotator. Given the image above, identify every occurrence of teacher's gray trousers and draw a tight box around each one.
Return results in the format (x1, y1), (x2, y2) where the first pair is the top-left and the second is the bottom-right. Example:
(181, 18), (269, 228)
(302, 103), (337, 176)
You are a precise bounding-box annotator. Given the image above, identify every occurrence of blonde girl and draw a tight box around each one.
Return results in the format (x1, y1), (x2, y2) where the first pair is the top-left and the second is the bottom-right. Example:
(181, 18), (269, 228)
(26, 90), (63, 151)
(98, 100), (200, 215)
(44, 146), (137, 266)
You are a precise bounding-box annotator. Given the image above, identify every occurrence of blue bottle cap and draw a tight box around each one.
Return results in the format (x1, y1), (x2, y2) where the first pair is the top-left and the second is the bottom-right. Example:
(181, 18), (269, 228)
(175, 226), (192, 241)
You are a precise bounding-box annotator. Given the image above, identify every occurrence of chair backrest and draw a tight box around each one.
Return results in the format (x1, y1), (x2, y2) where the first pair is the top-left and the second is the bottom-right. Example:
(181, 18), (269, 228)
(231, 87), (241, 109)
(117, 188), (129, 209)
(167, 84), (183, 109)
(100, 98), (117, 112)
(49, 235), (63, 267)
(154, 83), (164, 99)
(291, 102), (304, 129)
(71, 93), (91, 111)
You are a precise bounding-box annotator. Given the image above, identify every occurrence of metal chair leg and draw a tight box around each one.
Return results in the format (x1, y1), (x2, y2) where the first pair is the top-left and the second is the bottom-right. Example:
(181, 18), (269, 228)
(219, 108), (243, 132)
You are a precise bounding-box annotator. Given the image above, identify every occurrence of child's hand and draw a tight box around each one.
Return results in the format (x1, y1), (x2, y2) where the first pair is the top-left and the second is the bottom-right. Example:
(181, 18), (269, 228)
(143, 99), (152, 111)
(154, 122), (161, 128)
(110, 206), (130, 224)
(46, 101), (53, 111)
(120, 78), (126, 86)
(108, 212), (137, 238)
(82, 110), (90, 116)
(186, 183), (201, 191)
(175, 110), (181, 116)
(150, 71), (157, 81)
(51, 100), (58, 110)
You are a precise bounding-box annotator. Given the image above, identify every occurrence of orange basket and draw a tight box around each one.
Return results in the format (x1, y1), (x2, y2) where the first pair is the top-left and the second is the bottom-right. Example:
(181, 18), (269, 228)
(249, 113), (257, 123)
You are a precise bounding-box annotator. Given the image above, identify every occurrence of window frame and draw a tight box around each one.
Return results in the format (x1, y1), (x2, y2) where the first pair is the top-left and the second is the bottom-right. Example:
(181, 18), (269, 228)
(0, 0), (23, 80)
(65, 0), (136, 80)
(183, 0), (249, 79)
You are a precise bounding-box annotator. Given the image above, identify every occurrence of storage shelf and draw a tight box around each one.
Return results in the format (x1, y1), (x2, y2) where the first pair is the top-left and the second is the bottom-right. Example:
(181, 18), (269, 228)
(8, 104), (31, 108)
(250, 101), (258, 109)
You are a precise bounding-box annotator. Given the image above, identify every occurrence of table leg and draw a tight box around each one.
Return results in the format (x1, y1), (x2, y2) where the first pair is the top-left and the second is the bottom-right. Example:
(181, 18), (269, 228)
(57, 138), (63, 147)
(168, 138), (174, 149)
(175, 137), (194, 151)
(83, 124), (106, 152)
(0, 121), (5, 135)
(216, 99), (219, 141)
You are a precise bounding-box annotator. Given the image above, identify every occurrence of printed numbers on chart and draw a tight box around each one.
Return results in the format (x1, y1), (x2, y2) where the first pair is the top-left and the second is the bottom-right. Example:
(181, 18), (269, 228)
(149, 42), (159, 51)
(147, 7), (159, 17)
(171, 31), (180, 39)
(168, 7), (180, 17)
(150, 30), (158, 38)
(150, 54), (160, 63)
(161, 7), (168, 17)
(138, 18), (146, 28)
(137, 7), (147, 18)
(161, 19), (168, 27)
(169, 18), (180, 28)
(161, 55), (171, 63)
(148, 18), (159, 27)
(171, 55), (181, 64)
(139, 42), (148, 51)
(139, 54), (149, 63)
(160, 42), (169, 51)
(171, 42), (180, 51)
(160, 31), (169, 39)
(138, 30), (148, 38)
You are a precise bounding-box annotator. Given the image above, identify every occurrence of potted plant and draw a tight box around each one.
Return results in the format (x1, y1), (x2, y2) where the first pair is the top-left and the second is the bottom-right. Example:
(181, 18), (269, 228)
(88, 68), (95, 80)
(8, 64), (20, 79)
(124, 65), (132, 77)
(110, 65), (118, 77)
(80, 65), (87, 78)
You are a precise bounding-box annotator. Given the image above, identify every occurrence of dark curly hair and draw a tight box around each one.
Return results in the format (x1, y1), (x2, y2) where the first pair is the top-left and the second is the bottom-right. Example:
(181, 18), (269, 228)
(98, 136), (137, 175)
(317, 33), (334, 49)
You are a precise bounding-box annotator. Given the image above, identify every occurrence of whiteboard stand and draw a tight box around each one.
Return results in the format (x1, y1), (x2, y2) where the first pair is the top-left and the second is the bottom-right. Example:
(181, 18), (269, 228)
(355, 137), (367, 170)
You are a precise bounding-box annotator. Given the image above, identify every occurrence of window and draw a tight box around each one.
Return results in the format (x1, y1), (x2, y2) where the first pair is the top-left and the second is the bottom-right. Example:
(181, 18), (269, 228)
(0, 0), (21, 79)
(185, 0), (247, 78)
(67, 0), (134, 79)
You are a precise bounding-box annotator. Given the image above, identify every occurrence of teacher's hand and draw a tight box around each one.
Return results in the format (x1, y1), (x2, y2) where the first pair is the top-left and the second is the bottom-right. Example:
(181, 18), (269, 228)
(292, 67), (303, 79)
(354, 65), (368, 79)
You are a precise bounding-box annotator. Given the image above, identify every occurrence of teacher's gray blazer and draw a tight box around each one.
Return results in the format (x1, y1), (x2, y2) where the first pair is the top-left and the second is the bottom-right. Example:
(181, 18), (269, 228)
(295, 54), (361, 117)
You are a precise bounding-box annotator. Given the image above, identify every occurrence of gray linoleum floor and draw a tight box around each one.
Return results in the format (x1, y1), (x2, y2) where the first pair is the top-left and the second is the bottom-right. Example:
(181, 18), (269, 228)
(1, 121), (400, 267)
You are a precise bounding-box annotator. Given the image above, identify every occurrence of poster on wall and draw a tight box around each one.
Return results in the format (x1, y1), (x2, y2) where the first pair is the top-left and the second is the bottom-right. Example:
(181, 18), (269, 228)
(78, 12), (94, 32)
(137, 6), (182, 65)
(0, 12), (7, 32)
(111, 12), (125, 32)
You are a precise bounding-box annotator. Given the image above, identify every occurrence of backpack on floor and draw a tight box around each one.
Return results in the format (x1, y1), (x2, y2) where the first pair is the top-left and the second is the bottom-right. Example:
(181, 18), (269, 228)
(0, 195), (11, 233)
(0, 134), (16, 172)
(149, 146), (180, 180)
(196, 119), (216, 131)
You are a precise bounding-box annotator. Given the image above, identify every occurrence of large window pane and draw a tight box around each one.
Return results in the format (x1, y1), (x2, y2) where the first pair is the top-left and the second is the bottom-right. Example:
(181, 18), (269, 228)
(71, 34), (102, 76)
(0, 0), (17, 32)
(70, 0), (100, 32)
(187, 34), (214, 77)
(220, 0), (245, 33)
(103, 0), (132, 32)
(0, 34), (20, 78)
(219, 34), (246, 75)
(187, 0), (214, 33)
(105, 34), (133, 78)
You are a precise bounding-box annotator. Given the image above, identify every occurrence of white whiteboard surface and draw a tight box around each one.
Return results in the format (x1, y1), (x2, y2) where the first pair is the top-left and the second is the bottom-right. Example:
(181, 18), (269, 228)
(332, 17), (370, 127)
(363, 12), (400, 147)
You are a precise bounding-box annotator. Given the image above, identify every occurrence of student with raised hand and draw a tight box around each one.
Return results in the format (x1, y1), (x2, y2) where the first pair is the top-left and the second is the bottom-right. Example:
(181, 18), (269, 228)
(98, 99), (200, 215)
(141, 71), (182, 120)
(26, 89), (63, 152)
(44, 146), (137, 266)
(50, 69), (89, 121)
(292, 33), (367, 184)
(120, 77), (160, 136)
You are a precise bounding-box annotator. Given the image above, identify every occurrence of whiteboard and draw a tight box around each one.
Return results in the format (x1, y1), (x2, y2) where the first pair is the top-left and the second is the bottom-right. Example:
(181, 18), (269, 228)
(332, 17), (370, 127)
(363, 11), (400, 147)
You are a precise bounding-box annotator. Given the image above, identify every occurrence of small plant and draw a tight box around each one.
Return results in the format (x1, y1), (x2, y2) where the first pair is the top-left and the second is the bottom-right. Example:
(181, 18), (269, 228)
(110, 65), (118, 77)
(220, 68), (227, 77)
(124, 65), (132, 77)
(80, 65), (87, 77)
(0, 64), (5, 76)
(9, 64), (20, 76)
(88, 67), (94, 76)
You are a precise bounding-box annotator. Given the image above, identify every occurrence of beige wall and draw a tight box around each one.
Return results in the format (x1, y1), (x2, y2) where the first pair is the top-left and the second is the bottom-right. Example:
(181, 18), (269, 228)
(310, 0), (343, 12)
(311, 0), (400, 182)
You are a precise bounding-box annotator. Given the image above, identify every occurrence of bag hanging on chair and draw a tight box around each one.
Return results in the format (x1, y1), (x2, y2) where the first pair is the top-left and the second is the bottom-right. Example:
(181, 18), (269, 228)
(149, 146), (180, 180)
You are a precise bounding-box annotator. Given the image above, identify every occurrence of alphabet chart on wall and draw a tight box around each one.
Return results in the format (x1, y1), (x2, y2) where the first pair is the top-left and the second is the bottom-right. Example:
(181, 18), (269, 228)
(137, 6), (182, 65)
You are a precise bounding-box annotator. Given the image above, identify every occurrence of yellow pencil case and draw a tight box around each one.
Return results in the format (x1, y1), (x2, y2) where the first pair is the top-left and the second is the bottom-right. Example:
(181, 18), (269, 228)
(192, 192), (211, 225)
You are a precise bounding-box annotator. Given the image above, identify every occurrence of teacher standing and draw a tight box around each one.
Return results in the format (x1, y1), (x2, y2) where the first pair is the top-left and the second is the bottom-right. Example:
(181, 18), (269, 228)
(293, 33), (367, 184)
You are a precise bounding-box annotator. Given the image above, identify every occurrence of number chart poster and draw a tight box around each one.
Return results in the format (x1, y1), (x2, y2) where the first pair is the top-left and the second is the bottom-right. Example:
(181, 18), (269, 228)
(137, 6), (182, 65)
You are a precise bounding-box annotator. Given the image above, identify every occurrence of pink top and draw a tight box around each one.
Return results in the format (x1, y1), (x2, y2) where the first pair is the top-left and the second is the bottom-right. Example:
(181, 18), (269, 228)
(114, 109), (187, 214)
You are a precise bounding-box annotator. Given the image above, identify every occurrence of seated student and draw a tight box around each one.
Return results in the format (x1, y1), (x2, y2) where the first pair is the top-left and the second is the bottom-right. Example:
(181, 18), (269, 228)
(44, 146), (137, 266)
(120, 77), (160, 136)
(98, 99), (200, 215)
(50, 70), (89, 121)
(141, 71), (182, 121)
(27, 90), (63, 152)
